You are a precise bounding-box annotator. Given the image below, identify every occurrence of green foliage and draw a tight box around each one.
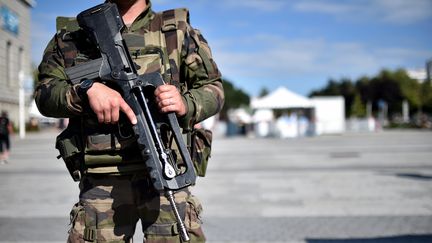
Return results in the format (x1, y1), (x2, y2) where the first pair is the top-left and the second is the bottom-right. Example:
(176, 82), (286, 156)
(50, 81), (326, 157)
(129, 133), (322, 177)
(309, 68), (431, 119)
(350, 93), (366, 118)
(258, 87), (270, 97)
(220, 78), (250, 120)
(393, 69), (421, 108)
(420, 81), (432, 112)
(310, 78), (356, 117)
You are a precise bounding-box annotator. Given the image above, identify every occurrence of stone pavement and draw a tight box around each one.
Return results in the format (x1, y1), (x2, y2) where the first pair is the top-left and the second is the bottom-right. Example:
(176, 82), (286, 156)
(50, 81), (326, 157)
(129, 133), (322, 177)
(0, 129), (431, 242)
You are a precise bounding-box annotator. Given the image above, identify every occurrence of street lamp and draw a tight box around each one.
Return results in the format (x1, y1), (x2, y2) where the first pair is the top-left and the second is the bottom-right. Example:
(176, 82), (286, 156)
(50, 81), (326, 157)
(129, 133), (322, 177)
(18, 70), (26, 139)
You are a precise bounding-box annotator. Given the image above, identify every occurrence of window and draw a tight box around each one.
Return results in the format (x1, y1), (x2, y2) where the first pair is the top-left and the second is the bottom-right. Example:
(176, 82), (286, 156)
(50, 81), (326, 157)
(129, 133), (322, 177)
(18, 46), (23, 73)
(6, 40), (11, 87)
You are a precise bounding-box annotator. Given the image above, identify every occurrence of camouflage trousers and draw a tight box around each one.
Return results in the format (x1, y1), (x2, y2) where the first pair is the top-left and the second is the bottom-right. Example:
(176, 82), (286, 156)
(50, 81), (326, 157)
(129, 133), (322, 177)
(67, 173), (205, 243)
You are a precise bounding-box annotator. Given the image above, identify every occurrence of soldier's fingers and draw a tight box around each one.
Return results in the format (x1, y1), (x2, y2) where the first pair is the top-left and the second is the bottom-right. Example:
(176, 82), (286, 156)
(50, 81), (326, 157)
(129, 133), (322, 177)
(154, 85), (176, 98)
(103, 108), (111, 124)
(160, 100), (181, 114)
(154, 91), (167, 103)
(91, 103), (104, 123)
(95, 109), (104, 123)
(156, 92), (171, 102)
(154, 87), (162, 97)
(119, 100), (137, 125)
(159, 105), (173, 114)
(158, 97), (176, 110)
(163, 98), (174, 107)
(111, 104), (120, 124)
(159, 97), (186, 116)
(155, 84), (171, 93)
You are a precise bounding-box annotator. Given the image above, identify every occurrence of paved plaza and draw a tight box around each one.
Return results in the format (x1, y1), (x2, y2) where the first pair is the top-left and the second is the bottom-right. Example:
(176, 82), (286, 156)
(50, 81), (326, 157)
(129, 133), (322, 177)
(0, 129), (431, 242)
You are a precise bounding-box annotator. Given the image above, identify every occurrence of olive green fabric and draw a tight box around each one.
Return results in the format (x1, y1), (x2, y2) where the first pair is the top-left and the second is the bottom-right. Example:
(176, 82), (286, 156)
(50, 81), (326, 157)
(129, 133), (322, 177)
(67, 174), (205, 242)
(35, 2), (224, 174)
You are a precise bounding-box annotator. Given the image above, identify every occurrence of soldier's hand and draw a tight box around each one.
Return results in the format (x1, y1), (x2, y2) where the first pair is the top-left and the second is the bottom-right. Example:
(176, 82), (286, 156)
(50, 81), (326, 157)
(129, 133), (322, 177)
(86, 83), (137, 125)
(154, 84), (187, 117)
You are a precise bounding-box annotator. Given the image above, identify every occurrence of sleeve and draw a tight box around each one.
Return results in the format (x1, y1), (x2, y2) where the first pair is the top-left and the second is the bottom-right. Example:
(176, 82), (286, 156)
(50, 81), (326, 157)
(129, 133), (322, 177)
(179, 27), (225, 128)
(34, 33), (85, 118)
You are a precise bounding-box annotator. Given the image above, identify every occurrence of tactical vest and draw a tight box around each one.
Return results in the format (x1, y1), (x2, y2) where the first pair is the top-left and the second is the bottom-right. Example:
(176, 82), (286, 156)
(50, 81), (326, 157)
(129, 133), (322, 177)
(55, 8), (202, 176)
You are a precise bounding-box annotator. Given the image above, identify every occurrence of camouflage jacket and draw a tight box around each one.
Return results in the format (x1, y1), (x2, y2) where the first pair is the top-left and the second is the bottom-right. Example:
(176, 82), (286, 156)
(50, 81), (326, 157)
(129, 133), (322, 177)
(35, 2), (224, 128)
(35, 2), (224, 173)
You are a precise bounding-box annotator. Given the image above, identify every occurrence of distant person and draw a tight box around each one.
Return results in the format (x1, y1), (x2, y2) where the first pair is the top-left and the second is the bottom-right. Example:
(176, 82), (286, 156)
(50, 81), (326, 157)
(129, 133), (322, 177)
(58, 118), (66, 130)
(0, 111), (13, 164)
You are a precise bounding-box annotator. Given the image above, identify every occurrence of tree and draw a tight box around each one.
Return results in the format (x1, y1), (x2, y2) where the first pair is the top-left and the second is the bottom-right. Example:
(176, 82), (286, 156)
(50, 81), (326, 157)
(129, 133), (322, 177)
(309, 79), (341, 96)
(309, 78), (356, 117)
(393, 69), (421, 110)
(219, 79), (250, 120)
(420, 81), (432, 113)
(308, 68), (430, 120)
(258, 87), (269, 97)
(350, 93), (366, 118)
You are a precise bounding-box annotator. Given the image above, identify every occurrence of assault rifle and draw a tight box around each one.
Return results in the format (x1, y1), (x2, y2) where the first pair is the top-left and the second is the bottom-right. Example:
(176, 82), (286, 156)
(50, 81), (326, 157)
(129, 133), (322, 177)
(64, 3), (196, 241)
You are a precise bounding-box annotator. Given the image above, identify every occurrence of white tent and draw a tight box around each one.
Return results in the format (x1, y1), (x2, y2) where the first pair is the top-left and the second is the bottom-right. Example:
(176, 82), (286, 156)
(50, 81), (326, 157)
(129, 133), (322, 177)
(251, 87), (313, 109)
(29, 100), (45, 118)
(250, 87), (314, 138)
(228, 108), (252, 124)
(28, 100), (58, 125)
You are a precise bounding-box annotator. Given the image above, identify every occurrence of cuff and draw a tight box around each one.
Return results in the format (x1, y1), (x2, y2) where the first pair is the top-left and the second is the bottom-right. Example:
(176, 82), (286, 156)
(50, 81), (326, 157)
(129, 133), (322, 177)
(178, 94), (195, 129)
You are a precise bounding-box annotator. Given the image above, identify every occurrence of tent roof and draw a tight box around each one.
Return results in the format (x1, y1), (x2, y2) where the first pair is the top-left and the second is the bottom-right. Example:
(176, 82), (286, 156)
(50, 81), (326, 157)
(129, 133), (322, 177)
(251, 87), (313, 109)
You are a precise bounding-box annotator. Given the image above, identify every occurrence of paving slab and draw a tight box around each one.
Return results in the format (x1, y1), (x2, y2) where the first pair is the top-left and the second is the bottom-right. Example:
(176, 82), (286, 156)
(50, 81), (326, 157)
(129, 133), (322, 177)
(0, 129), (431, 242)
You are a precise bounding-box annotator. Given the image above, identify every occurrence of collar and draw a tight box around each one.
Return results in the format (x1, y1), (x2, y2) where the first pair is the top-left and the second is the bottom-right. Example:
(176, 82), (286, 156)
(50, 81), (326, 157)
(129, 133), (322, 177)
(128, 0), (154, 32)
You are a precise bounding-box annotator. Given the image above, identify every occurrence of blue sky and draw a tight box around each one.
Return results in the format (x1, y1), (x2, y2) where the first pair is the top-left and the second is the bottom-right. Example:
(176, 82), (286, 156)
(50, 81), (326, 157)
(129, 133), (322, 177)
(31, 0), (432, 96)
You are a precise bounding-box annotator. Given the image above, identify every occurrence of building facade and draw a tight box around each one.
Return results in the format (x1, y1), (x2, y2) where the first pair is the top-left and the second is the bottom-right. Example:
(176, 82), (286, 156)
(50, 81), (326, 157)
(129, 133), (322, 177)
(0, 0), (34, 126)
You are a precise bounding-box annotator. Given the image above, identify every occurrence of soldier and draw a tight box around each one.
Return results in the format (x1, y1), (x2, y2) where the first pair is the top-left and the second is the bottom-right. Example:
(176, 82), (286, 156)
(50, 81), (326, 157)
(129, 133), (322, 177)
(35, 0), (224, 242)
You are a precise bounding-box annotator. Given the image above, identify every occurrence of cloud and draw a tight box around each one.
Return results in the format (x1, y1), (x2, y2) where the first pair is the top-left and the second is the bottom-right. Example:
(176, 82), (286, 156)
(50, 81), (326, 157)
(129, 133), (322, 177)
(221, 0), (288, 12)
(374, 0), (432, 24)
(215, 0), (432, 24)
(293, 0), (432, 24)
(213, 34), (432, 84)
(153, 0), (173, 3)
(293, 1), (355, 15)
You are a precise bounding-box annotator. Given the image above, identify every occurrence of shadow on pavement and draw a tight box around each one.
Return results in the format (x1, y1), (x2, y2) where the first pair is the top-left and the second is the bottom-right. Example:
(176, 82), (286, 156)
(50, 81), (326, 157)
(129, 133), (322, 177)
(307, 234), (432, 243)
(396, 173), (432, 181)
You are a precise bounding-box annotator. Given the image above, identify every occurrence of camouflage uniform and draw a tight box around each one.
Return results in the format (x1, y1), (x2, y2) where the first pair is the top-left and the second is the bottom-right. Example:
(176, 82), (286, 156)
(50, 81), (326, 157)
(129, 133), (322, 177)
(35, 1), (224, 242)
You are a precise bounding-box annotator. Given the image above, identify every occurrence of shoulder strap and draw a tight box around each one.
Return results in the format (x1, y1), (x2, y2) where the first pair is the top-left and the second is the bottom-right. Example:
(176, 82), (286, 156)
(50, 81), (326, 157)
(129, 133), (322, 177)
(158, 8), (190, 88)
(161, 8), (190, 30)
(55, 17), (80, 69)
